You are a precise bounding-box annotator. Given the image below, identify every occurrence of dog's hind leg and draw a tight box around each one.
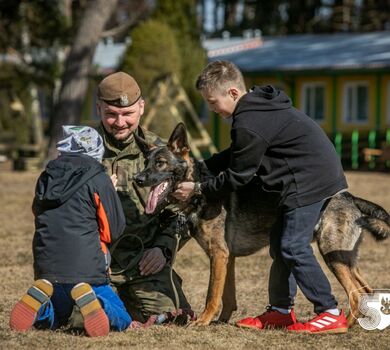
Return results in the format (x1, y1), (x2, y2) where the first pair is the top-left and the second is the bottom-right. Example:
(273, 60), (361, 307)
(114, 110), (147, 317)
(218, 255), (237, 323)
(351, 266), (373, 294)
(328, 262), (361, 327)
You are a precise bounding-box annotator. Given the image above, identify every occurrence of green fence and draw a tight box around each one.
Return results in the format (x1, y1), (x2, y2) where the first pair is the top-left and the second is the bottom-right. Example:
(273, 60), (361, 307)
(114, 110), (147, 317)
(333, 129), (390, 170)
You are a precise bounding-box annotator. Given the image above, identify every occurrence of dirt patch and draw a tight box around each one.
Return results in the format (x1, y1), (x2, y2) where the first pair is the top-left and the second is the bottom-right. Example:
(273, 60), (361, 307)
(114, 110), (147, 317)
(0, 170), (389, 349)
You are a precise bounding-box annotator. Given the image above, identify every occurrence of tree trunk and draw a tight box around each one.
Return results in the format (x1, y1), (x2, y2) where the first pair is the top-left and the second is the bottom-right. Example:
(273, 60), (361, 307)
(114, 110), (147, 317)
(47, 0), (118, 160)
(360, 0), (390, 32)
(223, 0), (239, 30)
(331, 0), (355, 32)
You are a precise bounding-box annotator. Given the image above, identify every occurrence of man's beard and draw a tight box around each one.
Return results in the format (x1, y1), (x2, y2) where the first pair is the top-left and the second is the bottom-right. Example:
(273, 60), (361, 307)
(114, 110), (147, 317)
(113, 128), (134, 144)
(112, 127), (132, 140)
(103, 127), (135, 150)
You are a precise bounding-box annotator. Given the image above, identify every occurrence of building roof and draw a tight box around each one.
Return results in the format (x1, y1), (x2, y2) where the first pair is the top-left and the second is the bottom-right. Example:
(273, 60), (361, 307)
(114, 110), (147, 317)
(207, 31), (390, 73)
(92, 32), (390, 74)
(203, 30), (263, 57)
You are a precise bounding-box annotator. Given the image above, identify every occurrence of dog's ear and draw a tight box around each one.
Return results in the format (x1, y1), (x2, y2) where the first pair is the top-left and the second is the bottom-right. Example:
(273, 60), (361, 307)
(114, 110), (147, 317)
(134, 132), (155, 155)
(167, 123), (190, 159)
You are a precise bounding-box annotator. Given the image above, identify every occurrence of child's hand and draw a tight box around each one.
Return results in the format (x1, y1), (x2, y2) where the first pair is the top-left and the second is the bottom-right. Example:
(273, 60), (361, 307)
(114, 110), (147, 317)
(139, 247), (166, 276)
(172, 182), (195, 201)
(111, 174), (118, 189)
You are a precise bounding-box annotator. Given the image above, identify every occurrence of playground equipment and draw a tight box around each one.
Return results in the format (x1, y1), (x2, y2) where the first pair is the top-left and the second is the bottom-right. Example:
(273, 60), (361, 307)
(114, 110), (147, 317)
(141, 74), (217, 159)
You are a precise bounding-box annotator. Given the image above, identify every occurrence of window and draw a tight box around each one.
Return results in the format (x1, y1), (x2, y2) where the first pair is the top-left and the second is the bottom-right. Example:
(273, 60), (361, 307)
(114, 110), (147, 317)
(343, 82), (369, 123)
(302, 83), (325, 122)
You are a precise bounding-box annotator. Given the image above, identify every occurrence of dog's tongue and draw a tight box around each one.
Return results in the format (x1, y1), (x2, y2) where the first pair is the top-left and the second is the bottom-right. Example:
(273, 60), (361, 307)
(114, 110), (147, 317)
(145, 182), (167, 214)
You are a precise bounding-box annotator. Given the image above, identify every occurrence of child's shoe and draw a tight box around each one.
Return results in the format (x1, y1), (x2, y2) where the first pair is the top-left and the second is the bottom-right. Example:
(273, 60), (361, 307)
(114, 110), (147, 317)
(287, 310), (348, 334)
(236, 306), (297, 330)
(10, 279), (53, 331)
(70, 283), (109, 337)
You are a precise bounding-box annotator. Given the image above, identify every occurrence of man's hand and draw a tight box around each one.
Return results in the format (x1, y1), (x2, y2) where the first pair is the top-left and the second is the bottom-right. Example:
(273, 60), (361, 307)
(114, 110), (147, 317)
(111, 174), (118, 190)
(139, 247), (166, 276)
(172, 182), (195, 201)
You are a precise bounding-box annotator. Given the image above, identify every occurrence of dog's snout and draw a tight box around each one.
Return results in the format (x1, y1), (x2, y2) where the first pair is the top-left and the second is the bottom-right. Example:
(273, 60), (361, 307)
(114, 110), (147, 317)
(134, 173), (146, 185)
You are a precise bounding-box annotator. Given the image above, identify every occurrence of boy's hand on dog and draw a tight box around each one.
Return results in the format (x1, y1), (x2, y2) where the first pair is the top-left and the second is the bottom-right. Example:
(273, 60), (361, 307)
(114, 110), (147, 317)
(172, 182), (195, 201)
(139, 247), (166, 276)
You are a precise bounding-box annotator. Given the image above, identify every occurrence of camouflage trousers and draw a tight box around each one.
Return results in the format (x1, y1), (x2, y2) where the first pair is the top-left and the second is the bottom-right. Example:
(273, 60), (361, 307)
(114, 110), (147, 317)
(114, 266), (191, 324)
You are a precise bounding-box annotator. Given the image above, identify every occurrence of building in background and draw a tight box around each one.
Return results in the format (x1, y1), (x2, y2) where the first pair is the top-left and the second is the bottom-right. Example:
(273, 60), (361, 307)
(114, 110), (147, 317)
(203, 31), (390, 165)
(90, 31), (390, 168)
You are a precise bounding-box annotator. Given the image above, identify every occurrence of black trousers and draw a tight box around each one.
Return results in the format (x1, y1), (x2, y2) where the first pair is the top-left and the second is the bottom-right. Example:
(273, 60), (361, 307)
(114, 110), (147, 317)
(268, 199), (338, 314)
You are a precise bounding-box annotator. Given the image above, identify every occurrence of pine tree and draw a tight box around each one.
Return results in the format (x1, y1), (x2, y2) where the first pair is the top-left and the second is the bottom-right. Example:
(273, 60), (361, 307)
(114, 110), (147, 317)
(153, 0), (207, 109)
(121, 19), (182, 96)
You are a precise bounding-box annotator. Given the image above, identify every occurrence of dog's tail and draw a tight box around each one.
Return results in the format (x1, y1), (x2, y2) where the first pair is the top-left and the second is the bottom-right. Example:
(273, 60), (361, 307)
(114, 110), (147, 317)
(352, 195), (390, 240)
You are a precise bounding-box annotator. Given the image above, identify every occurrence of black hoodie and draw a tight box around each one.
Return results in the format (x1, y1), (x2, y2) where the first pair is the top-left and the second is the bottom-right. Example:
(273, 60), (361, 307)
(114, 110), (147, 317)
(203, 85), (347, 209)
(32, 153), (125, 284)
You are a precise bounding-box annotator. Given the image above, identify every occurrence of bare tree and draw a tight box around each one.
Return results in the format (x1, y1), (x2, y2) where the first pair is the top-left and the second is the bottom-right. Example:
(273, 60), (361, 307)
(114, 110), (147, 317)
(331, 0), (355, 32)
(224, 0), (240, 30)
(47, 0), (119, 160)
(286, 0), (323, 33)
(360, 0), (390, 32)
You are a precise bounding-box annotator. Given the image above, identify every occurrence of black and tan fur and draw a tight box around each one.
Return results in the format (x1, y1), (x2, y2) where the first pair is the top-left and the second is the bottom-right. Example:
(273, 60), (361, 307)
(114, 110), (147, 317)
(133, 123), (390, 327)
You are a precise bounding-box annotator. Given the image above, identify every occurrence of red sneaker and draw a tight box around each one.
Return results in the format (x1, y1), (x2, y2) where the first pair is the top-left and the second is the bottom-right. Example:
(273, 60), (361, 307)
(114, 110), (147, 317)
(287, 310), (348, 334)
(236, 306), (297, 330)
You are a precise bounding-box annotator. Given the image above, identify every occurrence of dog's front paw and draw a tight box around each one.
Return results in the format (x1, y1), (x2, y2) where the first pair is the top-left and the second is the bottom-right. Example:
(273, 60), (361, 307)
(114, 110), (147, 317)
(189, 316), (212, 327)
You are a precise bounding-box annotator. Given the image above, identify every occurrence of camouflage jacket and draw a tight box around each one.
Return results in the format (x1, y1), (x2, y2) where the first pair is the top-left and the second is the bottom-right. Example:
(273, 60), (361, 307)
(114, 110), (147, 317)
(98, 124), (178, 281)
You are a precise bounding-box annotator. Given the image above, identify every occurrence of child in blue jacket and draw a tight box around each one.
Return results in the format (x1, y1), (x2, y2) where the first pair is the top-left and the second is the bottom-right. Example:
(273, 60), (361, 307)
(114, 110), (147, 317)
(10, 126), (131, 337)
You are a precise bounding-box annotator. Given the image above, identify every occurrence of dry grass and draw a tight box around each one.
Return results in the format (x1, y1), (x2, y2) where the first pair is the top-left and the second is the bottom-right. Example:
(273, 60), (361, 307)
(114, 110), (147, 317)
(0, 170), (389, 349)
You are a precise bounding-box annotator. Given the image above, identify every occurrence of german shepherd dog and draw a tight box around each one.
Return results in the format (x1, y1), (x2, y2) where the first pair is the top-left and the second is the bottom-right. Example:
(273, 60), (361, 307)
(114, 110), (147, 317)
(133, 123), (390, 327)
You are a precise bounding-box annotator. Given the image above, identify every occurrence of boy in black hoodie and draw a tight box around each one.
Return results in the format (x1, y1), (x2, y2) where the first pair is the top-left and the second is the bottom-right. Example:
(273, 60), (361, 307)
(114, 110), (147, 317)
(173, 60), (349, 333)
(9, 126), (131, 337)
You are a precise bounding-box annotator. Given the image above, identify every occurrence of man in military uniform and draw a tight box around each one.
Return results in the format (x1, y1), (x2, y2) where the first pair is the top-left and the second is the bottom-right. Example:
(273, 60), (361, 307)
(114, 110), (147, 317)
(96, 71), (191, 323)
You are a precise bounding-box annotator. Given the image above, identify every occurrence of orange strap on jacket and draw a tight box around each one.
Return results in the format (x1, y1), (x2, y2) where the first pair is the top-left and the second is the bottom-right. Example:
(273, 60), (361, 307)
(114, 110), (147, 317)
(94, 193), (111, 254)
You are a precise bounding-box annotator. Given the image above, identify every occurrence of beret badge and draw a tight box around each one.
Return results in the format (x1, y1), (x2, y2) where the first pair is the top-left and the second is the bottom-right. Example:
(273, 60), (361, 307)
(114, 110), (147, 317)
(120, 94), (129, 107)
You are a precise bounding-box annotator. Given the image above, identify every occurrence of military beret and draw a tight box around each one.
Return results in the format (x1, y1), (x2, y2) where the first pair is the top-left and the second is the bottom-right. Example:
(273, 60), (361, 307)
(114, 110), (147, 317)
(97, 71), (141, 107)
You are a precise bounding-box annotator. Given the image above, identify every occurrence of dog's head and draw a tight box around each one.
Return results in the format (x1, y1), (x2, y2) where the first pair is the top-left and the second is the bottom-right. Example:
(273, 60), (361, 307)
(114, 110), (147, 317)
(134, 123), (191, 214)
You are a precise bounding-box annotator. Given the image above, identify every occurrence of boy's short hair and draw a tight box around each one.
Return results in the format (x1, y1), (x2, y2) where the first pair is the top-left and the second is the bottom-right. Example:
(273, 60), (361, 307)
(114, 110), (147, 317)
(196, 60), (246, 94)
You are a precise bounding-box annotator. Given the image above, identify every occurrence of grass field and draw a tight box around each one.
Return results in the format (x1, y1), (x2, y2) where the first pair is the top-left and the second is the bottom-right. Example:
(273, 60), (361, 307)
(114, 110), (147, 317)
(1, 170), (389, 349)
